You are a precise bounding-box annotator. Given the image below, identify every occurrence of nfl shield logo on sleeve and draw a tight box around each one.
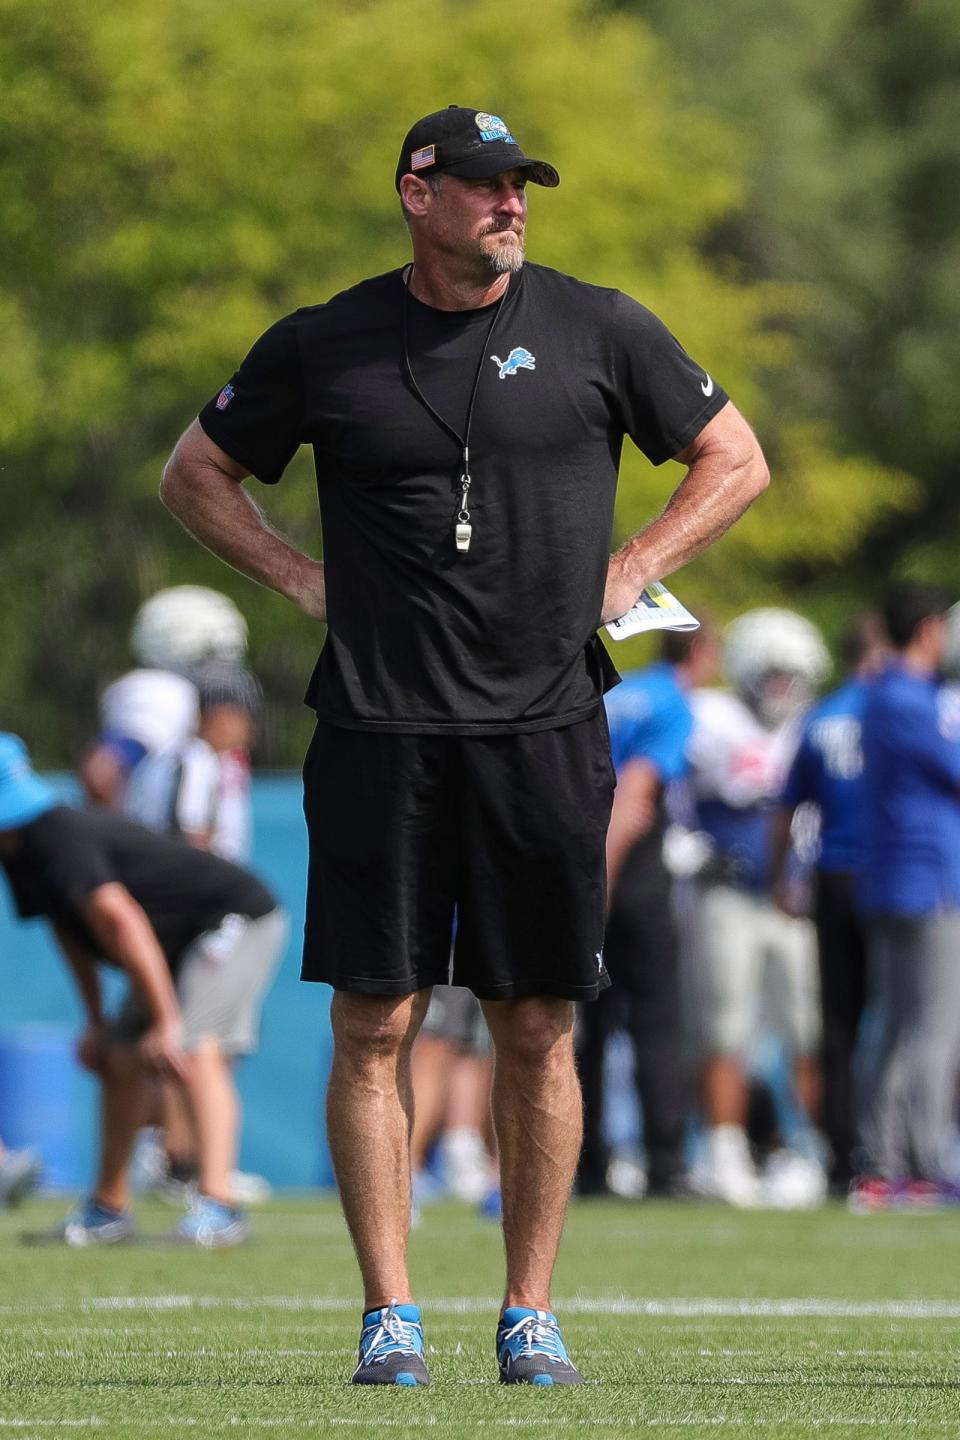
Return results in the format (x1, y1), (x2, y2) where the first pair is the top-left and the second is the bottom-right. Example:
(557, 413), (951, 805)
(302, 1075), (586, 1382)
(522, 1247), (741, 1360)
(215, 384), (235, 411)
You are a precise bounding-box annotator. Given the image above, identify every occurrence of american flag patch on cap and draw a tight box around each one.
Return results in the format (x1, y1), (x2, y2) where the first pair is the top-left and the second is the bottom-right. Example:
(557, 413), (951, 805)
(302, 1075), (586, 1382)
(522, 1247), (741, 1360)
(410, 144), (436, 171)
(215, 384), (235, 411)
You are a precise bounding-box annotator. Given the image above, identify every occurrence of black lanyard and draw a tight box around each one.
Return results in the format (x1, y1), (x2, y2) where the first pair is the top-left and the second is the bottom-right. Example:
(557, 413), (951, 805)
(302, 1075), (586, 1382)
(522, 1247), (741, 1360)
(401, 270), (506, 553)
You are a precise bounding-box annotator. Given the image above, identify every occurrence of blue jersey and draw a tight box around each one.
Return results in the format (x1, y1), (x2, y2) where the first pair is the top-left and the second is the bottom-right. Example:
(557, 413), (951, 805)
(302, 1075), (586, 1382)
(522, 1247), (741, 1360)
(603, 662), (692, 780)
(781, 677), (870, 873)
(859, 664), (960, 916)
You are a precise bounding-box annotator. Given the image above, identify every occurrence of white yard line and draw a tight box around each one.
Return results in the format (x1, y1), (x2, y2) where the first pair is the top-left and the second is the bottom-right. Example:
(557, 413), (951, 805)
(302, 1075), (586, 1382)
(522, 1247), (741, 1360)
(55, 1295), (960, 1320)
(7, 1292), (960, 1321)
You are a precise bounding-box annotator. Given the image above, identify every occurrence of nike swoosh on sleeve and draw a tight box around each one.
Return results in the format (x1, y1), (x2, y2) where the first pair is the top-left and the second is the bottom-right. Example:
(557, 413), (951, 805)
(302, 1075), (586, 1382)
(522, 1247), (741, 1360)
(701, 374), (715, 397)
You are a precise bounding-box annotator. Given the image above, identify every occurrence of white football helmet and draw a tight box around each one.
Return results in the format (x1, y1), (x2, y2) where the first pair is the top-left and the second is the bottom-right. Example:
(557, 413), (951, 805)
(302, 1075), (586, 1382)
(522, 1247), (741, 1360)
(131, 586), (248, 671)
(723, 608), (830, 727)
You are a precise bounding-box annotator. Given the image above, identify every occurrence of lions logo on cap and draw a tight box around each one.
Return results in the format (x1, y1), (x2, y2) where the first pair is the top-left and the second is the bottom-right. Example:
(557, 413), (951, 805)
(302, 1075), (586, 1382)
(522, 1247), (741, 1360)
(475, 112), (516, 144)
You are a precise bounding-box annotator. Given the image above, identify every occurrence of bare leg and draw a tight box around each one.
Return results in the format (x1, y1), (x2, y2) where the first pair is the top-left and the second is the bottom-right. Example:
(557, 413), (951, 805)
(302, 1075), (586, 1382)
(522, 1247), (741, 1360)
(95, 1046), (148, 1212)
(702, 1055), (748, 1126)
(181, 1038), (238, 1205)
(161, 1079), (198, 1168)
(409, 1032), (457, 1174)
(793, 1054), (823, 1125)
(447, 1053), (494, 1134)
(326, 990), (431, 1311)
(481, 997), (580, 1312)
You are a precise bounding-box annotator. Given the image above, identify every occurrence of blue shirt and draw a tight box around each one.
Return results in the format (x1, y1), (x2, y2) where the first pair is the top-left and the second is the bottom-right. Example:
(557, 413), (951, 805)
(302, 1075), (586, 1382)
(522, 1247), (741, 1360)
(781, 677), (870, 873)
(604, 662), (692, 780)
(859, 664), (960, 916)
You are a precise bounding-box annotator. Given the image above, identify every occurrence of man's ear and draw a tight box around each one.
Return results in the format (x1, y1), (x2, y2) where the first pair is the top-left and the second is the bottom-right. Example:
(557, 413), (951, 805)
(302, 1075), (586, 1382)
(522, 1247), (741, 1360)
(399, 174), (433, 218)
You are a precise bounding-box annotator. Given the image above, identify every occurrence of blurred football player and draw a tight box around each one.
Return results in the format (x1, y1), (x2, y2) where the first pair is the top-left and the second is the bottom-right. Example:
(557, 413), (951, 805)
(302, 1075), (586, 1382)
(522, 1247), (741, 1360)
(126, 659), (263, 863)
(852, 584), (960, 1210)
(685, 608), (830, 1206)
(771, 613), (889, 1192)
(81, 586), (247, 817)
(0, 732), (285, 1246)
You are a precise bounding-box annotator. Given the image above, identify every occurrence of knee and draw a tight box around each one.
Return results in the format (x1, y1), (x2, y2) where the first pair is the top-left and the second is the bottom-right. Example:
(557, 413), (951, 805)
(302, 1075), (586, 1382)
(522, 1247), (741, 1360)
(332, 992), (427, 1067)
(487, 998), (575, 1070)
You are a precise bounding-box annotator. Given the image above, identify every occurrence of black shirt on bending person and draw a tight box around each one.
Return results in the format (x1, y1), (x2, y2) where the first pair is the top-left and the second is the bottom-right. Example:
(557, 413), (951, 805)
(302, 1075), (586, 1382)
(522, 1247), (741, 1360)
(199, 263), (728, 736)
(2, 806), (275, 969)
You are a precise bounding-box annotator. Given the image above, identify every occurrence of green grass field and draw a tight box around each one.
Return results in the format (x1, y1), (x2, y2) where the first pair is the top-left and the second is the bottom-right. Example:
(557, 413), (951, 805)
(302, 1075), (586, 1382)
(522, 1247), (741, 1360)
(3, 1194), (960, 1438)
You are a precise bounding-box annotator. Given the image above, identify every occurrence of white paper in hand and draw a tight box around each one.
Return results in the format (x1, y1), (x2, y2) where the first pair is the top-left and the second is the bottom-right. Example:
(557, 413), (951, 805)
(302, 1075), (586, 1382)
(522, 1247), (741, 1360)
(604, 581), (700, 641)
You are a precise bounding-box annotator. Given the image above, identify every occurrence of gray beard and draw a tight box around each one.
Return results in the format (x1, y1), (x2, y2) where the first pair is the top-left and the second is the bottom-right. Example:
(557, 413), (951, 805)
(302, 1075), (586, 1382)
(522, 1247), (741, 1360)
(482, 235), (525, 274)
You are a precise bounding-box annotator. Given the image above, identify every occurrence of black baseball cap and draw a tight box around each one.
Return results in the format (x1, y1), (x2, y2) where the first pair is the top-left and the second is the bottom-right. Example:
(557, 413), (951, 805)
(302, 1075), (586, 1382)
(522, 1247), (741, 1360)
(395, 105), (559, 192)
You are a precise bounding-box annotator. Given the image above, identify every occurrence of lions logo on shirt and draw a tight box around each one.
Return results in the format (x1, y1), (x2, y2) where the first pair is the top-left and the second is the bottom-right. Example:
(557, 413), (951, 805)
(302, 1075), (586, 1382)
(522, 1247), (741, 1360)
(491, 347), (536, 379)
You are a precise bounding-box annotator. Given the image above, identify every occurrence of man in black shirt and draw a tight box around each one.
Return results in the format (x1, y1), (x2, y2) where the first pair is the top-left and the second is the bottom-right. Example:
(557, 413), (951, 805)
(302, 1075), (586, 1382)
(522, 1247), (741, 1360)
(0, 732), (285, 1247)
(160, 105), (769, 1383)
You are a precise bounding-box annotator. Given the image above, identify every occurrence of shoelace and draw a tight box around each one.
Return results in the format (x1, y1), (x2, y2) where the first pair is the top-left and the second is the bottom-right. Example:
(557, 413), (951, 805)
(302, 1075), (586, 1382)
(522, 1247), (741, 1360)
(499, 1315), (568, 1363)
(361, 1308), (423, 1364)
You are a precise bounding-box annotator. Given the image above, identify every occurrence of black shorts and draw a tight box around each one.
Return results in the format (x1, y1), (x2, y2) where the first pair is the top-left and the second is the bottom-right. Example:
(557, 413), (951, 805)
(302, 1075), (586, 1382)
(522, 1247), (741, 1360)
(301, 713), (615, 1001)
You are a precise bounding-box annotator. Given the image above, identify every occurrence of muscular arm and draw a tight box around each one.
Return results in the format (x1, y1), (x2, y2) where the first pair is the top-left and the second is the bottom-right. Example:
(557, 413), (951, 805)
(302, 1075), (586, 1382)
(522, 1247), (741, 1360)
(51, 921), (112, 1075)
(77, 883), (186, 1075)
(159, 421), (326, 620)
(601, 402), (769, 624)
(52, 921), (105, 1025)
(606, 758), (662, 896)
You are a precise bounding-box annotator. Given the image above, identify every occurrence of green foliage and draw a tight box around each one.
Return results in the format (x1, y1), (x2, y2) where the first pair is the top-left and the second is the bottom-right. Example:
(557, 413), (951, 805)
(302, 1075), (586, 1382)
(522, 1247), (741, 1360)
(0, 0), (919, 761)
(633, 0), (960, 600)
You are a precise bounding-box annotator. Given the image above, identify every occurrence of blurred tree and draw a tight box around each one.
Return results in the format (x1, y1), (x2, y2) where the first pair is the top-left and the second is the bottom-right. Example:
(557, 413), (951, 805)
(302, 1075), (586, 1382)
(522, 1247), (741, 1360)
(0, 0), (913, 760)
(631, 0), (960, 613)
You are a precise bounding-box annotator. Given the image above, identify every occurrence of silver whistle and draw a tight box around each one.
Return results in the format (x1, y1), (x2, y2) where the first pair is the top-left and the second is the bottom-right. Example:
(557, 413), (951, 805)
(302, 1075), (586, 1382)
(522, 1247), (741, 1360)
(455, 470), (473, 553)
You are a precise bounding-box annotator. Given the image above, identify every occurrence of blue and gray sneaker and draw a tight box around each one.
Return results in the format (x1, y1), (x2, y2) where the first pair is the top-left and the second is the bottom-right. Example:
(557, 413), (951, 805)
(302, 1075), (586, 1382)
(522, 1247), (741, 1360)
(352, 1301), (430, 1386)
(174, 1194), (250, 1248)
(497, 1306), (584, 1385)
(62, 1196), (135, 1247)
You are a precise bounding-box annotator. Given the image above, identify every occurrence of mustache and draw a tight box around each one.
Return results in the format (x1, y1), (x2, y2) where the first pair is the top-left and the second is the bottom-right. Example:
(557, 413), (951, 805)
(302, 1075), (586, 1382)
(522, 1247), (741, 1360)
(481, 219), (524, 237)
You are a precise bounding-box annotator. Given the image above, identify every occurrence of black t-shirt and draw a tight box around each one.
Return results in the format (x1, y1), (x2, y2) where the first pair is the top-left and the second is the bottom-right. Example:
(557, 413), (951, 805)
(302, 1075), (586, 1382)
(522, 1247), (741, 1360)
(1, 807), (275, 967)
(199, 263), (728, 734)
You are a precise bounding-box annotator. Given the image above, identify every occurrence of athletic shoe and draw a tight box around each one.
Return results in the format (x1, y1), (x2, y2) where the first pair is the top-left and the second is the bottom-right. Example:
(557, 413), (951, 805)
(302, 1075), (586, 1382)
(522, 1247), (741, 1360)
(0, 1147), (42, 1207)
(762, 1149), (828, 1209)
(174, 1194), (250, 1248)
(439, 1127), (493, 1204)
(606, 1153), (647, 1200)
(847, 1176), (893, 1213)
(62, 1196), (135, 1247)
(352, 1301), (430, 1386)
(848, 1176), (945, 1213)
(894, 1180), (944, 1212)
(496, 1307), (584, 1386)
(692, 1125), (763, 1208)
